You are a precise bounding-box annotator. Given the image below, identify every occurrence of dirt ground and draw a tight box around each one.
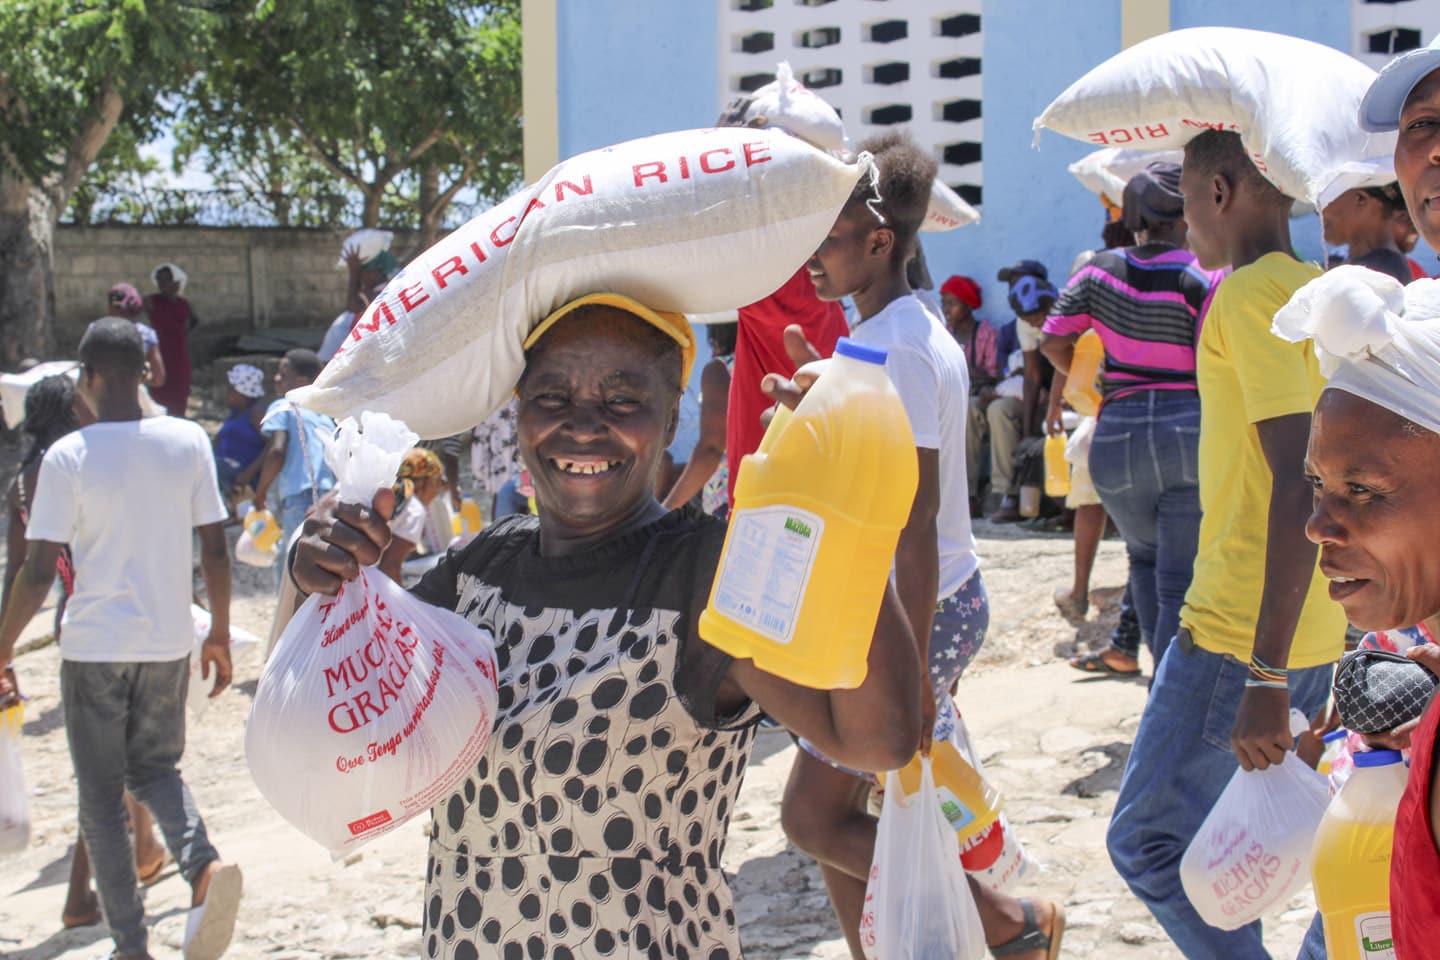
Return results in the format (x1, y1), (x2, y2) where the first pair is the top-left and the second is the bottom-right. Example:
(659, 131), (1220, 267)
(0, 513), (1319, 960)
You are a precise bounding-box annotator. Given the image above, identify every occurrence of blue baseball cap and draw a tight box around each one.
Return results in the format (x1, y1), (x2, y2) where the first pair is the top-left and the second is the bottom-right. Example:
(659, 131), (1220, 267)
(997, 259), (1049, 283)
(1008, 274), (1059, 315)
(1360, 33), (1440, 132)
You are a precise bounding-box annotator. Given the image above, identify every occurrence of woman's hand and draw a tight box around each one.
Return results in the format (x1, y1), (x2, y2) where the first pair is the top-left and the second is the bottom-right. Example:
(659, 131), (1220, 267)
(760, 324), (824, 413)
(1362, 645), (1440, 751)
(291, 489), (396, 595)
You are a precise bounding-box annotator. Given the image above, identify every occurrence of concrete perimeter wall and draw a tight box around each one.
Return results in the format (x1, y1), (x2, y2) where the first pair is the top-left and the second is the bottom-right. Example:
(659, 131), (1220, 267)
(51, 226), (421, 348)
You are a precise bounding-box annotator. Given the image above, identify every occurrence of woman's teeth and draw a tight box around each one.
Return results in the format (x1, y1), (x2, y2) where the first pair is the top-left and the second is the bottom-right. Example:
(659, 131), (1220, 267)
(555, 459), (617, 475)
(1329, 576), (1357, 584)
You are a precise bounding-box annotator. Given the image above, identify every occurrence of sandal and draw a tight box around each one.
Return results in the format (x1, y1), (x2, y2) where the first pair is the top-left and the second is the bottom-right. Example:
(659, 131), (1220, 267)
(991, 898), (1065, 959)
(1069, 648), (1141, 677)
(138, 850), (172, 886)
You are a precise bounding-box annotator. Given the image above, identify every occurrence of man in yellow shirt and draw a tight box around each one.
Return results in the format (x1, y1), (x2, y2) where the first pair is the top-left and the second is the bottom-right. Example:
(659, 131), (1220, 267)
(1105, 130), (1347, 958)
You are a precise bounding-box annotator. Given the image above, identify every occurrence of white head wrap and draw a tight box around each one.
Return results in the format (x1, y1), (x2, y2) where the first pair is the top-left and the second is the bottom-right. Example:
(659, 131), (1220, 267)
(151, 262), (188, 294)
(1272, 266), (1440, 435)
(227, 363), (266, 399)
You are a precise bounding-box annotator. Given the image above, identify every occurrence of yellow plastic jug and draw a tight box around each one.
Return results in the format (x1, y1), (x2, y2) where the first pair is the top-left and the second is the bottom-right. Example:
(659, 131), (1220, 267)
(896, 740), (1004, 844)
(452, 497), (484, 537)
(699, 338), (918, 689)
(1311, 748), (1407, 960)
(1044, 433), (1070, 498)
(243, 508), (282, 553)
(1062, 330), (1104, 417)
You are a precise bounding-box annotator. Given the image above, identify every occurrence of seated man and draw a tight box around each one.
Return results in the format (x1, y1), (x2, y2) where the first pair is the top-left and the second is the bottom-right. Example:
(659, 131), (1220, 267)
(941, 274), (1018, 517)
(988, 262), (1056, 522)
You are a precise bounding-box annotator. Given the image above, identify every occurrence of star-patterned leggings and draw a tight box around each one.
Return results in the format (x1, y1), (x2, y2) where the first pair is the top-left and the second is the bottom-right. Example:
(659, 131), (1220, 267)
(798, 570), (990, 779)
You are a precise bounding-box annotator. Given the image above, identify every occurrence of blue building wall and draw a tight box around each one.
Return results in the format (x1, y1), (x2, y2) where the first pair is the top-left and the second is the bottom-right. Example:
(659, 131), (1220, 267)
(919, 0), (1124, 318)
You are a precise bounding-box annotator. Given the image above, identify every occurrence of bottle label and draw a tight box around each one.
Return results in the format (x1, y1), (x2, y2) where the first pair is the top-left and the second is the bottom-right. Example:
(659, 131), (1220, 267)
(1355, 912), (1394, 958)
(936, 786), (978, 834)
(711, 506), (824, 644)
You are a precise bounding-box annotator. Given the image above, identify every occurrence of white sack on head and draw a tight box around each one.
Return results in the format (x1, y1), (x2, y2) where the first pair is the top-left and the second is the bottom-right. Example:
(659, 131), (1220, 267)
(1068, 147), (1184, 202)
(291, 127), (866, 439)
(1316, 157), (1400, 212)
(337, 229), (394, 269)
(1273, 266), (1440, 436)
(151, 262), (188, 293)
(1034, 28), (1395, 208)
(738, 61), (847, 155)
(922, 181), (980, 232)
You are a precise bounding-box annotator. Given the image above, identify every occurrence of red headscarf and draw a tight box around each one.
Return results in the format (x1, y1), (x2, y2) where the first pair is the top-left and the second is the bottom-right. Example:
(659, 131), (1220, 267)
(940, 275), (982, 310)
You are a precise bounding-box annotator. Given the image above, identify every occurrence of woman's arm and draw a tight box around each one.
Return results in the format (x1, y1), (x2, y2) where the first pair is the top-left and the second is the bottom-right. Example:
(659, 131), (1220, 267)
(146, 344), (167, 388)
(2, 497), (28, 616)
(663, 359), (730, 510)
(727, 587), (922, 773)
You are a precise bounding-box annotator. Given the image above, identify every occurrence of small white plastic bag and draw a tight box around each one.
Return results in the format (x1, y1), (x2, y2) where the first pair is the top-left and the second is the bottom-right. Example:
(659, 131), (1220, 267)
(1181, 714), (1331, 930)
(0, 703), (30, 858)
(186, 605), (262, 718)
(860, 757), (986, 960)
(245, 413), (500, 855)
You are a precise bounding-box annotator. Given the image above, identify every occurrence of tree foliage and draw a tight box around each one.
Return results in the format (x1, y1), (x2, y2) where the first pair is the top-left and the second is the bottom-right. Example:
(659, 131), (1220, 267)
(195, 0), (523, 242)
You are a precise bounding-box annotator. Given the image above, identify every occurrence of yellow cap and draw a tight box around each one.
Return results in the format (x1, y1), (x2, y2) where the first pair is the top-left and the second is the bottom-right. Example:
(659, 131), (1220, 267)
(523, 293), (696, 386)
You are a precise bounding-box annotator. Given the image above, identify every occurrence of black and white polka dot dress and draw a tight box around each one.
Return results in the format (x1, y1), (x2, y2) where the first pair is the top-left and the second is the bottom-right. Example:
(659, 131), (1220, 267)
(409, 508), (759, 959)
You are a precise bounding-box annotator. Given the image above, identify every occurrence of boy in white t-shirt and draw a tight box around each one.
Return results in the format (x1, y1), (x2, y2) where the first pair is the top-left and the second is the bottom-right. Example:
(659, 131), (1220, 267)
(773, 132), (1063, 959)
(0, 319), (243, 960)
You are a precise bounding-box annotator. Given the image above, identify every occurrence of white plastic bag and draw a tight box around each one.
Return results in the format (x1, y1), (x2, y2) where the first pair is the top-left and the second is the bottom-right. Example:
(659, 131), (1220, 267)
(291, 126), (866, 439)
(860, 758), (986, 960)
(187, 606), (261, 718)
(245, 413), (500, 854)
(1181, 751), (1330, 929)
(0, 703), (30, 858)
(1035, 27), (1394, 208)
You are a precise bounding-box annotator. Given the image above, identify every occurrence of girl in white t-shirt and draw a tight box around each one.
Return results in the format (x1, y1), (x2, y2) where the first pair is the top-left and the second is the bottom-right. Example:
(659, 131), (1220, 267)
(380, 448), (448, 583)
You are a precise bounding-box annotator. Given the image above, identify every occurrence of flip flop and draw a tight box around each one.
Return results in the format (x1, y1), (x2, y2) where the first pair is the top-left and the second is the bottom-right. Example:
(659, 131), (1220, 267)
(1069, 649), (1142, 677)
(138, 850), (172, 886)
(991, 898), (1066, 959)
(183, 863), (243, 960)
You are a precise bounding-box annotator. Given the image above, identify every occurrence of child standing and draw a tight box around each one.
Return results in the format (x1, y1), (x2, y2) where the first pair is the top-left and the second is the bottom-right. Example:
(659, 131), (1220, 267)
(1105, 130), (1346, 957)
(777, 131), (1062, 960)
(252, 349), (336, 587)
(213, 363), (268, 508)
(0, 319), (242, 960)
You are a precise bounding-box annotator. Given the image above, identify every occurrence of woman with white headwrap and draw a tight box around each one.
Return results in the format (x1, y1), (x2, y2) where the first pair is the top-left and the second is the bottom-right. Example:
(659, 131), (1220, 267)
(1273, 266), (1440, 957)
(144, 262), (196, 416)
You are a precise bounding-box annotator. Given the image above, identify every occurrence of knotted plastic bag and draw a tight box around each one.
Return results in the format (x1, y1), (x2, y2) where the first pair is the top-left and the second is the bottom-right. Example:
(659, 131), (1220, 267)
(860, 758), (986, 960)
(1180, 711), (1330, 929)
(245, 413), (499, 855)
(0, 703), (30, 858)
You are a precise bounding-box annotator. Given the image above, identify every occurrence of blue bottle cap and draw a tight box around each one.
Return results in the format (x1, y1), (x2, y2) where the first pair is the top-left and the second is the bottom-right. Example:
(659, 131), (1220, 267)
(1322, 728), (1350, 744)
(1353, 748), (1403, 768)
(834, 337), (888, 366)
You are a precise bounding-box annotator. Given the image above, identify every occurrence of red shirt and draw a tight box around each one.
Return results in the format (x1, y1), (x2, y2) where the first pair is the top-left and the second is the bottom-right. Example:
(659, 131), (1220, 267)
(727, 268), (849, 504)
(146, 295), (193, 416)
(1408, 257), (1429, 283)
(1391, 694), (1440, 958)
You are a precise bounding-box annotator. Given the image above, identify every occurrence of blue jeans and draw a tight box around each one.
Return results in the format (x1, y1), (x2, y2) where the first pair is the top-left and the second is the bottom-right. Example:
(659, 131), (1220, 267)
(274, 491), (312, 591)
(1089, 390), (1202, 665)
(1297, 912), (1327, 959)
(1107, 638), (1334, 958)
(63, 659), (219, 956)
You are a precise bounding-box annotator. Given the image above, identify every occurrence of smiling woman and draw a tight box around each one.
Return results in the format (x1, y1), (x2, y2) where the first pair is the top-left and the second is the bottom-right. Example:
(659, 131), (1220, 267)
(290, 292), (925, 958)
(1273, 264), (1440, 958)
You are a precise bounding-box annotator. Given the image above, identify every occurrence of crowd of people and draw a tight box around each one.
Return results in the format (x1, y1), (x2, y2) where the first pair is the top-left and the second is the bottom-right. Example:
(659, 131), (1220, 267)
(6, 26), (1440, 960)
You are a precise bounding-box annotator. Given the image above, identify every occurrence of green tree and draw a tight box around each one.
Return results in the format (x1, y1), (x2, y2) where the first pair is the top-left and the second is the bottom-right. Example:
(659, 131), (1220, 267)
(0, 0), (214, 365)
(201, 0), (522, 247)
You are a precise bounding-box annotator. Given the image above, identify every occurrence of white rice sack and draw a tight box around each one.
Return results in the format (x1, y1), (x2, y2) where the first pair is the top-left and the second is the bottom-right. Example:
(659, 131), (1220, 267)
(293, 127), (867, 439)
(738, 61), (846, 154)
(1034, 28), (1395, 207)
(1, 362), (78, 429)
(1068, 147), (1184, 202)
(922, 181), (980, 232)
(337, 229), (394, 269)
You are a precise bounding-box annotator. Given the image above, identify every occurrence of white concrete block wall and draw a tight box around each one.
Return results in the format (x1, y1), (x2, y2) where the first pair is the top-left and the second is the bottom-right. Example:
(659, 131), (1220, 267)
(718, 0), (984, 205)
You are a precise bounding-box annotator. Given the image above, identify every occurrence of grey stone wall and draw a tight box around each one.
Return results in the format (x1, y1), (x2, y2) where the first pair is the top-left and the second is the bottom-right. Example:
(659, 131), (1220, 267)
(52, 225), (421, 347)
